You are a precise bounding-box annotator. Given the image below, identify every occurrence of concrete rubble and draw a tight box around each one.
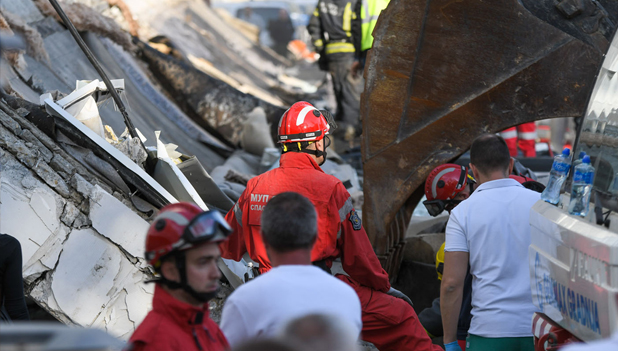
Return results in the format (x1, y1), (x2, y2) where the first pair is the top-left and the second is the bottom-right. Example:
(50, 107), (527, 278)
(0, 0), (360, 342)
(0, 100), (153, 339)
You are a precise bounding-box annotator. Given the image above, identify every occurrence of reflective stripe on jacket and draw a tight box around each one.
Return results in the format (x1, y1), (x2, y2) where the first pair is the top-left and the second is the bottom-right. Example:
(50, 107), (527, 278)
(358, 0), (390, 51)
(308, 0), (359, 56)
(221, 152), (391, 292)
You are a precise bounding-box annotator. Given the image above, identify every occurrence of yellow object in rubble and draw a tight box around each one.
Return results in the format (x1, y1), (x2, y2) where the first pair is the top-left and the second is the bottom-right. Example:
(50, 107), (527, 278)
(436, 242), (445, 280)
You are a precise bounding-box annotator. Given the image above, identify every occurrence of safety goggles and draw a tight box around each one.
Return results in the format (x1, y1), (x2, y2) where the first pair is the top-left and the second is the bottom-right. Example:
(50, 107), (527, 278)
(176, 211), (231, 250)
(422, 199), (462, 217)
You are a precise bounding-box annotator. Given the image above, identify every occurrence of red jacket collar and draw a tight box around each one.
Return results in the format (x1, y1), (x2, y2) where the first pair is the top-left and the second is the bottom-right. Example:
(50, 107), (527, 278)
(280, 152), (324, 172)
(152, 284), (209, 326)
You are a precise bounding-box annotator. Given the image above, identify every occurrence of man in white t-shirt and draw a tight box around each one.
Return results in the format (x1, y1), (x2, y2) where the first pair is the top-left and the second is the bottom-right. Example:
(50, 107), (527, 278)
(220, 192), (362, 348)
(441, 134), (540, 351)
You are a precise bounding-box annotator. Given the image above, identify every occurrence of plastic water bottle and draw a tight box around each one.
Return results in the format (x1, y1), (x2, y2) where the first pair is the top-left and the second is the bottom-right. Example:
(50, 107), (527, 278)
(573, 151), (586, 168)
(568, 156), (595, 217)
(541, 148), (571, 204)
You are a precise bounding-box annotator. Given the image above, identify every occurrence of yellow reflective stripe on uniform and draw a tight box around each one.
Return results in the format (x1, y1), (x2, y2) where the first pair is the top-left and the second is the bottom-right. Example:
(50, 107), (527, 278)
(325, 42), (355, 54)
(233, 202), (242, 227)
(314, 39), (324, 48)
(338, 197), (354, 222)
(343, 2), (352, 37)
(313, 7), (319, 16)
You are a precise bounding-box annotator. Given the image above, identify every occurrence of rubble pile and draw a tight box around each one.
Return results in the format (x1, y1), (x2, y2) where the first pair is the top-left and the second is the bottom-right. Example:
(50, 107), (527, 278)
(0, 99), (153, 338)
(0, 0), (345, 340)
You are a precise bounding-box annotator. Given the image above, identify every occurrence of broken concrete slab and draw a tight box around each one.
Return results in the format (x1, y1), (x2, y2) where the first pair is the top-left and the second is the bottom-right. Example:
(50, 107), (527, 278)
(89, 184), (149, 259)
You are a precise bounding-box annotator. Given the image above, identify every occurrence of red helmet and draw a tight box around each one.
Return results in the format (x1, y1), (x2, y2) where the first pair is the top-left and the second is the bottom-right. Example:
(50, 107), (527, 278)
(425, 164), (471, 201)
(145, 202), (231, 267)
(277, 101), (333, 143)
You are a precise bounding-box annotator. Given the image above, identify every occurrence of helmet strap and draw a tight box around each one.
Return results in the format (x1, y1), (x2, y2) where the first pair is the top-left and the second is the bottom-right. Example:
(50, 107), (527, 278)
(148, 252), (219, 303)
(174, 252), (219, 303)
(281, 141), (327, 165)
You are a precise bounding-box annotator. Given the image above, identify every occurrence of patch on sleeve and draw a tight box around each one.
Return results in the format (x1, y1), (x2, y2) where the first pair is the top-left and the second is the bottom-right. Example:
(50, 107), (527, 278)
(349, 210), (362, 231)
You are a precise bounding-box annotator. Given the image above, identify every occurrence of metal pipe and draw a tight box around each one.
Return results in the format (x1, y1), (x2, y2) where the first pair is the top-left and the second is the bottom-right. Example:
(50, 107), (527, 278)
(47, 0), (141, 143)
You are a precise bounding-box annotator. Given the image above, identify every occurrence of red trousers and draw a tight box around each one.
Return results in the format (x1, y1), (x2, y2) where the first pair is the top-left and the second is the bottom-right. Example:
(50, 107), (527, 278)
(339, 276), (443, 351)
(501, 123), (537, 157)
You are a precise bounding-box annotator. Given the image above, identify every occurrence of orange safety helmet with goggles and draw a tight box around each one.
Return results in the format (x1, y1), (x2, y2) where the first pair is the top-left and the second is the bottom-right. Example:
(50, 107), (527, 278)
(145, 202), (231, 302)
(423, 164), (476, 217)
(277, 101), (337, 163)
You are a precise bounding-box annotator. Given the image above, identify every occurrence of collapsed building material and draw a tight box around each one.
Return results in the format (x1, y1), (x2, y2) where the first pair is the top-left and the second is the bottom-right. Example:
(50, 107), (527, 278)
(0, 13), (24, 68)
(152, 131), (208, 210)
(0, 9), (50, 65)
(44, 96), (177, 208)
(33, 0), (135, 52)
(0, 99), (153, 338)
(135, 39), (287, 146)
(107, 0), (139, 36)
(46, 0), (142, 145)
(361, 0), (617, 281)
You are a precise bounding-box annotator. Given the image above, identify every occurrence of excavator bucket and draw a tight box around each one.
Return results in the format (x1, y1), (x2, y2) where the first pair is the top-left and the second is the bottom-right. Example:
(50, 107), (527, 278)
(361, 0), (618, 280)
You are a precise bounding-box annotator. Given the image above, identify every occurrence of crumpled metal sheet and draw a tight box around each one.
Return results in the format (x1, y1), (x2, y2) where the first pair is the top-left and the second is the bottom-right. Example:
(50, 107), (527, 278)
(361, 0), (617, 279)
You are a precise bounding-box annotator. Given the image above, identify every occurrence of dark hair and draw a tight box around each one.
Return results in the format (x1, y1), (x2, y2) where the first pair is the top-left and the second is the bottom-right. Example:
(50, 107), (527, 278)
(232, 339), (301, 351)
(281, 314), (359, 351)
(470, 134), (511, 175)
(261, 192), (317, 252)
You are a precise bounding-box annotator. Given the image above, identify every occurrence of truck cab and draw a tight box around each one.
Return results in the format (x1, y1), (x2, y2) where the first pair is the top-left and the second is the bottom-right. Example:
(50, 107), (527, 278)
(529, 27), (618, 350)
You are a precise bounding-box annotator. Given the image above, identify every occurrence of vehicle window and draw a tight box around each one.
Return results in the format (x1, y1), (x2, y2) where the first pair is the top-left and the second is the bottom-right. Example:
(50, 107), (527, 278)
(253, 7), (288, 23)
(574, 34), (618, 210)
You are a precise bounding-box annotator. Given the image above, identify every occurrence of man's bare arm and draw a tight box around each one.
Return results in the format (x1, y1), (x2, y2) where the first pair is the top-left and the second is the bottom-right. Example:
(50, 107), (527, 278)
(440, 251), (469, 344)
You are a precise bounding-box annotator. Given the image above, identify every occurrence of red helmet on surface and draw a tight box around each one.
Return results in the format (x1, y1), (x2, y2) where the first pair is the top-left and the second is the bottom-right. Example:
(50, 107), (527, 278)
(145, 202), (231, 268)
(424, 164), (471, 201)
(277, 101), (333, 143)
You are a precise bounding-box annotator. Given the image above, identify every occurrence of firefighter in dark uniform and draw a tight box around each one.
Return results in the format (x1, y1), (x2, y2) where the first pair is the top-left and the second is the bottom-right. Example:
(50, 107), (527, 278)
(308, 0), (361, 142)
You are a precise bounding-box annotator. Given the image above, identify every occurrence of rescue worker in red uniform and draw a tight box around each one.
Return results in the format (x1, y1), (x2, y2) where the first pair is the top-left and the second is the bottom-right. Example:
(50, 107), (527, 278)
(130, 203), (231, 351)
(421, 164), (477, 350)
(221, 101), (442, 351)
(500, 122), (537, 157)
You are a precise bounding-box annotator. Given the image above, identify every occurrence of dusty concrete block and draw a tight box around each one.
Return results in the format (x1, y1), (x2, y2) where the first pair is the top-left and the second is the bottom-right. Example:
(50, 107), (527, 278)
(68, 189), (84, 206)
(32, 161), (71, 198)
(71, 173), (94, 198)
(29, 188), (63, 234)
(1, 180), (54, 265)
(0, 109), (23, 135)
(23, 225), (70, 284)
(77, 197), (90, 214)
(50, 153), (76, 176)
(61, 202), (80, 227)
(21, 173), (39, 189)
(20, 129), (53, 163)
(48, 228), (151, 338)
(57, 170), (70, 181)
(89, 185), (149, 258)
(0, 125), (37, 168)
(51, 228), (122, 325)
(16, 107), (30, 118)
(73, 212), (92, 228)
